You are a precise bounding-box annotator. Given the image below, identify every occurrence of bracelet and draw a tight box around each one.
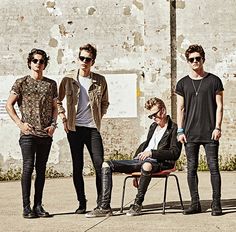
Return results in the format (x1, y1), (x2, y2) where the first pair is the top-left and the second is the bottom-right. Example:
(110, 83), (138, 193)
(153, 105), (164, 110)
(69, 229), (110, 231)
(215, 127), (221, 132)
(177, 128), (184, 133)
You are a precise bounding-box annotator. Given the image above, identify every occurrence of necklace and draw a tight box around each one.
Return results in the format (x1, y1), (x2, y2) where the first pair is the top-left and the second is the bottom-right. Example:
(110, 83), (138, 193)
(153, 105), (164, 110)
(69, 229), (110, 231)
(191, 78), (203, 96)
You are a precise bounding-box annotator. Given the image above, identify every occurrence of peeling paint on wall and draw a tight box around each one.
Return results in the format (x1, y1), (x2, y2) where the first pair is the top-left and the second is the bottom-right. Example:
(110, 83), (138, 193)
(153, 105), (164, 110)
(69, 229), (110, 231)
(59, 24), (67, 37)
(49, 38), (58, 47)
(133, 31), (144, 46)
(123, 6), (131, 16)
(44, 0), (62, 16)
(176, 0), (186, 9)
(86, 6), (96, 15)
(57, 49), (64, 64)
(133, 0), (144, 11)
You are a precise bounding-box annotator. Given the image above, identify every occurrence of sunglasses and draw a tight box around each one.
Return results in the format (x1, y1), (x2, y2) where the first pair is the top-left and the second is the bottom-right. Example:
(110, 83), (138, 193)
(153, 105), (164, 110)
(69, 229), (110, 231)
(148, 109), (161, 119)
(79, 56), (93, 63)
(31, 59), (45, 65)
(188, 56), (202, 63)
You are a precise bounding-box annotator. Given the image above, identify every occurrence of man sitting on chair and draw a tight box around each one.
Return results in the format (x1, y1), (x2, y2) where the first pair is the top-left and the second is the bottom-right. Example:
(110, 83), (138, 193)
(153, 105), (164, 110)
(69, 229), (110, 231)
(85, 97), (182, 217)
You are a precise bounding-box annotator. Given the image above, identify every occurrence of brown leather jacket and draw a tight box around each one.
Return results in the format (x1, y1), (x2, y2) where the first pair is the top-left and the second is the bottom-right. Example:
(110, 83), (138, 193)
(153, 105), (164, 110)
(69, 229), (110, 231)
(57, 70), (109, 131)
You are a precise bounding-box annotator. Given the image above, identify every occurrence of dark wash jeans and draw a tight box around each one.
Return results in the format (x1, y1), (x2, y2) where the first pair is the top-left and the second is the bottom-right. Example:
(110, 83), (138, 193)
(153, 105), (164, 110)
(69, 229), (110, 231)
(67, 126), (104, 206)
(185, 141), (221, 202)
(19, 135), (52, 208)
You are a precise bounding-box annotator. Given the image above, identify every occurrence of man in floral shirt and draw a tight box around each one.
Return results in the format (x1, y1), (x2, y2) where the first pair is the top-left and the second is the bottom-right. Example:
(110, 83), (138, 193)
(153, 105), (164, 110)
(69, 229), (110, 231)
(6, 48), (58, 218)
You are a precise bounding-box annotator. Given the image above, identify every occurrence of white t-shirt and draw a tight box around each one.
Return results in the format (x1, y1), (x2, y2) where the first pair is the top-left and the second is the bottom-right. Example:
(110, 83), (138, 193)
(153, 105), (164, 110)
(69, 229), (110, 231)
(75, 75), (96, 128)
(144, 124), (167, 152)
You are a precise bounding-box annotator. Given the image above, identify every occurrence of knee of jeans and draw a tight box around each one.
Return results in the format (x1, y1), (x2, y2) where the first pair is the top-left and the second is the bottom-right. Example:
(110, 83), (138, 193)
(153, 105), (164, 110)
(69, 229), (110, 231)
(102, 161), (110, 168)
(141, 163), (152, 176)
(208, 162), (219, 173)
(22, 163), (34, 174)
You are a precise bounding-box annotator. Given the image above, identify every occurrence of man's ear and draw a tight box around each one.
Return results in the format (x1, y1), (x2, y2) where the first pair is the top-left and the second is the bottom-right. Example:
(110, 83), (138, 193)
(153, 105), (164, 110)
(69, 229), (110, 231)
(162, 108), (167, 115)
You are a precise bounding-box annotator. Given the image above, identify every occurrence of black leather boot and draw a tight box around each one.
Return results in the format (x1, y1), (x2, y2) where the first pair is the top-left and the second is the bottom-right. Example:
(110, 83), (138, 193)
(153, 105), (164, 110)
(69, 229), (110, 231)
(134, 168), (152, 206)
(183, 201), (201, 215)
(33, 204), (50, 217)
(211, 199), (222, 216)
(23, 204), (37, 219)
(100, 167), (112, 209)
(75, 200), (87, 214)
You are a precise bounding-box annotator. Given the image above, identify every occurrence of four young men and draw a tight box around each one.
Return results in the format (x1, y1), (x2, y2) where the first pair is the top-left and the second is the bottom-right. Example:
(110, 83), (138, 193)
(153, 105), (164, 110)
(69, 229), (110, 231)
(6, 44), (224, 218)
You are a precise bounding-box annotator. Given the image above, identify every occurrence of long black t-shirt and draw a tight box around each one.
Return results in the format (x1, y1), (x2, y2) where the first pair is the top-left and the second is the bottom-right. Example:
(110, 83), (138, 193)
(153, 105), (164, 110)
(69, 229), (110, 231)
(175, 73), (224, 143)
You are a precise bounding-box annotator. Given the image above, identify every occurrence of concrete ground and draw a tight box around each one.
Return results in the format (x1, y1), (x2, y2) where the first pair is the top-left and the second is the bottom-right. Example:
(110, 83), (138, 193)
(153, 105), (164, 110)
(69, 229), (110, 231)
(0, 171), (235, 232)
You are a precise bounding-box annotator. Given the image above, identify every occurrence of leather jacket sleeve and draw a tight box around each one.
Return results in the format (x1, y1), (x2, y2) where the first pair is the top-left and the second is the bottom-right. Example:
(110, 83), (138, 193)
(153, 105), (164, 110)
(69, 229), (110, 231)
(151, 125), (182, 162)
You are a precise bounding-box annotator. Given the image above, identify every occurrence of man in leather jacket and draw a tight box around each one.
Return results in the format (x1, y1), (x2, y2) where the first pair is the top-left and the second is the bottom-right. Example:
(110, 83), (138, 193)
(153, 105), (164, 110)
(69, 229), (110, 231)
(85, 97), (182, 217)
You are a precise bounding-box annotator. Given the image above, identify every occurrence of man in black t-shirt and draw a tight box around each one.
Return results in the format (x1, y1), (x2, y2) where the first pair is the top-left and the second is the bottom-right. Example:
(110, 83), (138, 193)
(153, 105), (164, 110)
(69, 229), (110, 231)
(175, 44), (224, 216)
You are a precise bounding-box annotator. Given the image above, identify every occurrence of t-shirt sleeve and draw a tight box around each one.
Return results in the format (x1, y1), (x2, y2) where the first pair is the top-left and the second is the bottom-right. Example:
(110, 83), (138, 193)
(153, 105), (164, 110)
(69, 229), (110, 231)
(52, 81), (58, 99)
(215, 77), (224, 93)
(10, 79), (21, 96)
(175, 78), (184, 96)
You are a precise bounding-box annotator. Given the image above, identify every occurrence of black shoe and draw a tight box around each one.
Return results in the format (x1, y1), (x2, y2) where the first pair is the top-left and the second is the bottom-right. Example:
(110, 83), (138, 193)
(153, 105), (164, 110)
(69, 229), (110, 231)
(33, 205), (50, 217)
(211, 200), (223, 216)
(75, 201), (87, 214)
(183, 202), (202, 215)
(23, 205), (37, 219)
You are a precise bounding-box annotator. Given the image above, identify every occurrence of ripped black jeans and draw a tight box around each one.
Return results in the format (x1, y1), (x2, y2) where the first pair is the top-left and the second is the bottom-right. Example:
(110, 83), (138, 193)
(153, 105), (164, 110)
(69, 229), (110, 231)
(101, 159), (161, 209)
(185, 141), (221, 203)
(19, 135), (52, 208)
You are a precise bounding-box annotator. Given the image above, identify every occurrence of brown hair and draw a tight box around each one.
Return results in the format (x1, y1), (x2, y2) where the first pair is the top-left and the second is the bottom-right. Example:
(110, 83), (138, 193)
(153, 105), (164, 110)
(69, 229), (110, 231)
(185, 44), (205, 62)
(145, 97), (166, 111)
(27, 48), (49, 70)
(79, 43), (97, 60)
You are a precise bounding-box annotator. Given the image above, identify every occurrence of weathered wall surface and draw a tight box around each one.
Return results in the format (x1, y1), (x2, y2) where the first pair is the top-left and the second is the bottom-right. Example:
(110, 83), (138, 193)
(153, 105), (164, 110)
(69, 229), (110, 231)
(0, 0), (235, 174)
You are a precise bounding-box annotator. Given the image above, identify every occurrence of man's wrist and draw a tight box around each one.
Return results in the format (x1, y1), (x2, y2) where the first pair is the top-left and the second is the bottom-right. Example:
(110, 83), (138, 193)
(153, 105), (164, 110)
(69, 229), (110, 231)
(16, 121), (23, 127)
(62, 117), (67, 123)
(177, 128), (184, 136)
(51, 123), (58, 129)
(215, 127), (221, 132)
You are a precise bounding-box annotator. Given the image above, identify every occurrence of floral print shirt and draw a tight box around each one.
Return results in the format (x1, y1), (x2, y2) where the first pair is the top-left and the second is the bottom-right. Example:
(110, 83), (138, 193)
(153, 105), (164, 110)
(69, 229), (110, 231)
(11, 75), (58, 137)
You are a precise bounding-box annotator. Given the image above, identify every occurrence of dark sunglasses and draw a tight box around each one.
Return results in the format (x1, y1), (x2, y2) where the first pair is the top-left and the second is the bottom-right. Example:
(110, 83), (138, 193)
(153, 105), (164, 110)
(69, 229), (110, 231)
(148, 109), (161, 119)
(188, 56), (202, 63)
(31, 59), (45, 65)
(79, 56), (93, 63)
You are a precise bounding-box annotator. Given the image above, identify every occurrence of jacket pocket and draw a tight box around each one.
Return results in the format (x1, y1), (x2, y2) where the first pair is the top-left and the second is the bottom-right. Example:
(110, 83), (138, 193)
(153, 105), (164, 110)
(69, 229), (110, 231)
(65, 90), (73, 104)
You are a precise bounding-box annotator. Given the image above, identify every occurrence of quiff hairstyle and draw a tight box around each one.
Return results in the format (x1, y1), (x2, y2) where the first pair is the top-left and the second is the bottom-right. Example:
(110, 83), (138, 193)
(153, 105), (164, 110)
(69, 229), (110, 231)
(79, 43), (97, 60)
(27, 48), (49, 70)
(185, 44), (205, 62)
(145, 97), (166, 111)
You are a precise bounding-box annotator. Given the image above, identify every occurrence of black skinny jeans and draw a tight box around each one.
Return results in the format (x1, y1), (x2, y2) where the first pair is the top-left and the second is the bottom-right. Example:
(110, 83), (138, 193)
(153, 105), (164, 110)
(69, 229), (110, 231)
(185, 141), (221, 202)
(19, 135), (52, 208)
(67, 126), (104, 206)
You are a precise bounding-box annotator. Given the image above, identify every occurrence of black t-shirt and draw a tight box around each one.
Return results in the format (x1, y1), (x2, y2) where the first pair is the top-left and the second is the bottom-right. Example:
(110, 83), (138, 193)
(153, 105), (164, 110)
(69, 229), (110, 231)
(175, 73), (224, 143)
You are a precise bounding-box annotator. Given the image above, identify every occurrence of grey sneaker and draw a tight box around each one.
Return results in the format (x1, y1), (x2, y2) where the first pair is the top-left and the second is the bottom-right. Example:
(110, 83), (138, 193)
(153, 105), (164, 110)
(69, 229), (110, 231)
(85, 207), (113, 218)
(126, 204), (142, 216)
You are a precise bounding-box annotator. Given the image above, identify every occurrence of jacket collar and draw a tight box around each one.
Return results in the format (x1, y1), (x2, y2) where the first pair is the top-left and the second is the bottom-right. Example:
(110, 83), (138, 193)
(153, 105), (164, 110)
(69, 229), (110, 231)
(71, 70), (98, 84)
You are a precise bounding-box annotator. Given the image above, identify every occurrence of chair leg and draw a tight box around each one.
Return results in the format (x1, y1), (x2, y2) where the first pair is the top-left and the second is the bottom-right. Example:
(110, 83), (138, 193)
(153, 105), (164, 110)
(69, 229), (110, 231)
(171, 174), (184, 210)
(162, 176), (168, 214)
(120, 176), (131, 213)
